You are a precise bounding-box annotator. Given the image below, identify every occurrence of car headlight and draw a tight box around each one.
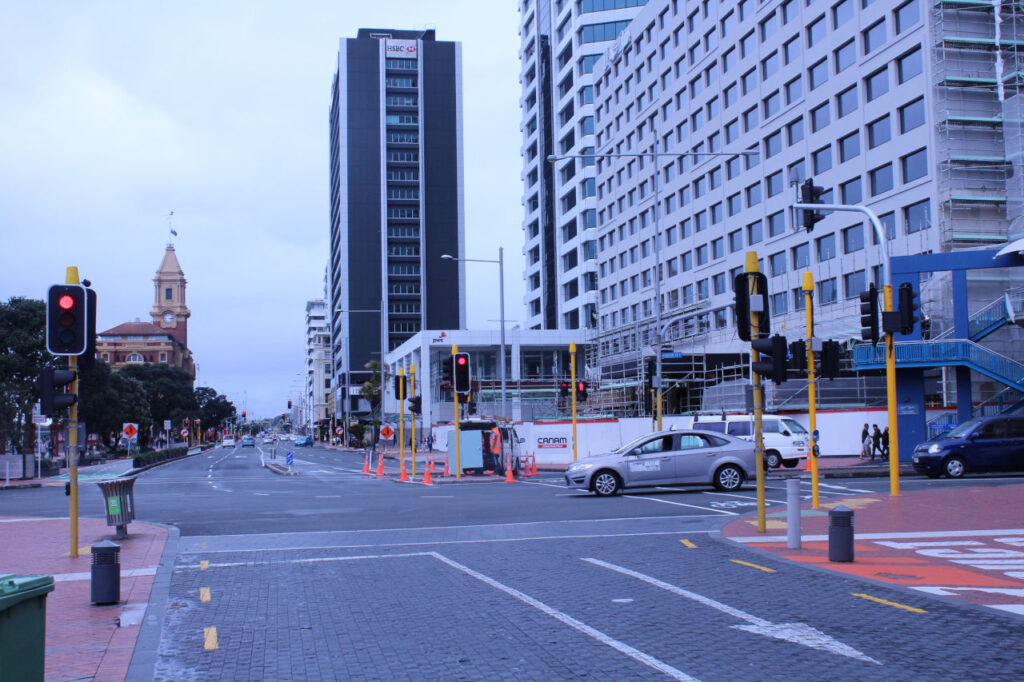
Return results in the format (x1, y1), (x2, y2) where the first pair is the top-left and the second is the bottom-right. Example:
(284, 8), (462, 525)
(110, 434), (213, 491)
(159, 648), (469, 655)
(927, 444), (943, 454)
(569, 462), (596, 471)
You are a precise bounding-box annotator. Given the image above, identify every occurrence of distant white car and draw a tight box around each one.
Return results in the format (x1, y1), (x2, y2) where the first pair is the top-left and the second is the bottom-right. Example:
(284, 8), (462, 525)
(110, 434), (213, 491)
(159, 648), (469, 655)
(222, 437), (237, 448)
(263, 437), (273, 444)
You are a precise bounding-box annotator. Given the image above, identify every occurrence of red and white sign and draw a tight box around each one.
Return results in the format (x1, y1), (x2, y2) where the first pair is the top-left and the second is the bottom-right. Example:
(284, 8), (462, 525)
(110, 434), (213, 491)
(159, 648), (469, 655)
(379, 425), (394, 440)
(335, 426), (345, 436)
(384, 39), (418, 57)
(180, 428), (189, 439)
(537, 436), (568, 449)
(122, 423), (138, 440)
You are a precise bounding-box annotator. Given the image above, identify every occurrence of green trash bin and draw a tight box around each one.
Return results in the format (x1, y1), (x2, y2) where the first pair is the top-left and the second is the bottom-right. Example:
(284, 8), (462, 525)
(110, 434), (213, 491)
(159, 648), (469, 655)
(0, 574), (55, 682)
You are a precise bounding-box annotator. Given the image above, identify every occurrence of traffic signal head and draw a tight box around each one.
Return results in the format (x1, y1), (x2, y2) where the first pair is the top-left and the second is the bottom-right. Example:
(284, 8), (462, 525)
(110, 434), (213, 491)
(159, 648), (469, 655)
(394, 375), (406, 398)
(38, 367), (76, 416)
(819, 340), (842, 379)
(799, 179), (827, 232)
(751, 334), (788, 384)
(733, 272), (770, 341)
(898, 282), (920, 335)
(408, 395), (422, 414)
(860, 284), (880, 346)
(559, 380), (570, 398)
(46, 284), (88, 355)
(576, 380), (588, 402)
(242, 411), (246, 421)
(184, 418), (189, 425)
(453, 352), (471, 393)
(788, 339), (807, 374)
(288, 400), (292, 409)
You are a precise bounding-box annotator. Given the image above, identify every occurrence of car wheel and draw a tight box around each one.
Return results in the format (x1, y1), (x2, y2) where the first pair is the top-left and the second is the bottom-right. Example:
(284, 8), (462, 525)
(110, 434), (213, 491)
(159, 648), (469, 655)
(714, 464), (744, 492)
(782, 459), (800, 468)
(943, 456), (966, 478)
(765, 450), (782, 469)
(591, 470), (622, 496)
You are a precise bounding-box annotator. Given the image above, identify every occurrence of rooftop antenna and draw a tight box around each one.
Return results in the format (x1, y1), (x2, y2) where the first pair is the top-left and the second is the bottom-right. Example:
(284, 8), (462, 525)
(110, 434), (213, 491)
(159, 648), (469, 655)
(167, 210), (177, 246)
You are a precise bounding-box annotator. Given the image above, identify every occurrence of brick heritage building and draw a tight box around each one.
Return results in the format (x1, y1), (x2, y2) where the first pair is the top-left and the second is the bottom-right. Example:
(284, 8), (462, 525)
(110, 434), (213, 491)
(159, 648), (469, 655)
(96, 244), (195, 377)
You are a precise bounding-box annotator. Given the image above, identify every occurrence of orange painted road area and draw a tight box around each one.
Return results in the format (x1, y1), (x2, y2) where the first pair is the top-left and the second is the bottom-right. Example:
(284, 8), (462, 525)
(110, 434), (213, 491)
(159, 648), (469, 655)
(722, 484), (1024, 617)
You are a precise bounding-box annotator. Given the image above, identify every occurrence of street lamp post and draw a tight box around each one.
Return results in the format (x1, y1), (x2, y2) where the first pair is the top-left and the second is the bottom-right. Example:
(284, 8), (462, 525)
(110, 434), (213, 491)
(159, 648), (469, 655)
(548, 148), (757, 430)
(441, 250), (507, 421)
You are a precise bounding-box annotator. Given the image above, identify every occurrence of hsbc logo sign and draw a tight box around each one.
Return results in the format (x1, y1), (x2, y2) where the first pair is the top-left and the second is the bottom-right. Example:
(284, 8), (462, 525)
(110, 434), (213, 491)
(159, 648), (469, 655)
(385, 40), (418, 57)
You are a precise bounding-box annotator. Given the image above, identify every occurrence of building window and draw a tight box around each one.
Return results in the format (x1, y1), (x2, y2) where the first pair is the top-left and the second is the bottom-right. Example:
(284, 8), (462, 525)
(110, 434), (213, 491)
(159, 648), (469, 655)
(839, 131), (860, 162)
(840, 177), (862, 204)
(897, 47), (923, 83)
(899, 98), (925, 133)
(870, 163), (894, 195)
(837, 85), (857, 118)
(833, 0), (854, 28)
(865, 68), (889, 101)
(792, 242), (810, 269)
(785, 76), (803, 104)
(902, 148), (928, 182)
(895, 0), (921, 33)
(769, 251), (787, 276)
(165, 288), (172, 300)
(816, 233), (837, 261)
(867, 115), (891, 148)
(863, 20), (886, 54)
(766, 171), (784, 197)
(748, 220), (763, 244)
(787, 118), (804, 145)
(730, 230), (744, 252)
(905, 199), (930, 233)
(772, 292), (789, 315)
(159, 352), (167, 362)
(819, 278), (838, 304)
(807, 15), (827, 47)
(813, 145), (832, 174)
(834, 40), (855, 73)
(843, 224), (865, 253)
(765, 131), (782, 158)
(768, 211), (786, 237)
(843, 270), (866, 299)
(809, 59), (829, 90)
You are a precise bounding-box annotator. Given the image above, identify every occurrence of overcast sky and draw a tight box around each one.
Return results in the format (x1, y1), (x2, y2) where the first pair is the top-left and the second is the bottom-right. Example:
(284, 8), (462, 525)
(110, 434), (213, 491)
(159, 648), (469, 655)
(0, 2), (525, 418)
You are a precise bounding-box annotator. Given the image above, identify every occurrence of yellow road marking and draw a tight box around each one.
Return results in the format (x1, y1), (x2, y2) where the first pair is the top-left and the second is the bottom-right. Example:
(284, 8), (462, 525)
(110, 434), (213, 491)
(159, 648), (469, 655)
(730, 559), (776, 573)
(203, 626), (219, 649)
(200, 587), (211, 602)
(852, 592), (927, 613)
(199, 560), (209, 570)
(679, 539), (697, 548)
(201, 542), (208, 549)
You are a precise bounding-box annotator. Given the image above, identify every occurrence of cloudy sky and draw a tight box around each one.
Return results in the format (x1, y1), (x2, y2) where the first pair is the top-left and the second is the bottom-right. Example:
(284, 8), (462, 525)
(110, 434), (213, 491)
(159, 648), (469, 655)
(0, 2), (525, 418)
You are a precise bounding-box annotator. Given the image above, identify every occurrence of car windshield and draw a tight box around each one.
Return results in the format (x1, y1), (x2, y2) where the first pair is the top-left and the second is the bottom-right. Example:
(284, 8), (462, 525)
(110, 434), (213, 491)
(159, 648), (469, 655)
(941, 417), (986, 439)
(781, 419), (807, 435)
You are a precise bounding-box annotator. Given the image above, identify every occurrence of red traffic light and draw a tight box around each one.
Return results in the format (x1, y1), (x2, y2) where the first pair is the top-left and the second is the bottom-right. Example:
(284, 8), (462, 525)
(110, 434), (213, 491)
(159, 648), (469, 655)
(58, 295), (75, 310)
(456, 356), (467, 366)
(577, 381), (585, 391)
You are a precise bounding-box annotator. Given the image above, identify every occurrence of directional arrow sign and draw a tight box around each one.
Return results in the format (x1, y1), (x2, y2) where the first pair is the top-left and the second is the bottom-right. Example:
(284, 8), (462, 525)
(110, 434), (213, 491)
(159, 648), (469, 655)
(583, 558), (879, 664)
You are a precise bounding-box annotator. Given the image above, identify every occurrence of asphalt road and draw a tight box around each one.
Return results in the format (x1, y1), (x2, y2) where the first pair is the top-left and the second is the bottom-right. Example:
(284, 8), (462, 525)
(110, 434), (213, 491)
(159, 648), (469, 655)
(3, 444), (1024, 680)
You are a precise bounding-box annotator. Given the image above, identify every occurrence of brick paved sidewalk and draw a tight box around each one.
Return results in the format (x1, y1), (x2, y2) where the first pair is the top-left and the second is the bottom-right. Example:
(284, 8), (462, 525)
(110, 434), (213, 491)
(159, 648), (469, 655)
(721, 483), (1024, 616)
(0, 516), (168, 681)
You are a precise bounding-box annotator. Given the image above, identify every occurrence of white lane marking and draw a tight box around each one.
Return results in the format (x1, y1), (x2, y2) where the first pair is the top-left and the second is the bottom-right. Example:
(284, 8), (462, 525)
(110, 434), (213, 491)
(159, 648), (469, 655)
(990, 604), (1024, 615)
(54, 566), (158, 582)
(421, 495), (454, 498)
(179, 551), (434, 569)
(731, 528), (1024, 544)
(584, 558), (880, 664)
(431, 552), (698, 681)
(181, 529), (714, 556)
(521, 480), (568, 489)
(623, 494), (738, 515)
(315, 495), (342, 498)
(814, 482), (875, 494)
(612, 598), (635, 603)
(253, 492), (270, 496)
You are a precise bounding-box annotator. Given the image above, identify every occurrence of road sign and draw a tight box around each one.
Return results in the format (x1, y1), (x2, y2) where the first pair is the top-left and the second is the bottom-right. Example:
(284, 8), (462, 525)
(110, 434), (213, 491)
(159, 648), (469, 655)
(164, 420), (172, 430)
(180, 428), (189, 439)
(122, 423), (138, 440)
(334, 426), (344, 436)
(286, 451), (294, 466)
(812, 429), (820, 442)
(379, 424), (394, 440)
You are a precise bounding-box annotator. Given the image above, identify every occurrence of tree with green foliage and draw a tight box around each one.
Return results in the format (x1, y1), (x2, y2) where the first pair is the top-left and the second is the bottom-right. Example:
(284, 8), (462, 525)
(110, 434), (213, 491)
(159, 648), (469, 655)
(0, 297), (47, 453)
(78, 360), (151, 447)
(118, 363), (197, 430)
(194, 387), (236, 429)
(361, 359), (389, 452)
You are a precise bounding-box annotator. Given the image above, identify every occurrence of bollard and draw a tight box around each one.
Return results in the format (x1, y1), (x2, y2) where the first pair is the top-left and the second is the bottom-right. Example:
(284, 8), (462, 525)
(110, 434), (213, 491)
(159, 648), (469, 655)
(91, 540), (121, 605)
(786, 478), (801, 549)
(828, 505), (855, 562)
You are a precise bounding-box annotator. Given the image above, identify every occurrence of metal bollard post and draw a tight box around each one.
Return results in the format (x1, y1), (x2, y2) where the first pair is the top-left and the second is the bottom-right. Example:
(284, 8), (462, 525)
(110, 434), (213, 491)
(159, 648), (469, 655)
(828, 505), (855, 562)
(91, 540), (121, 604)
(786, 478), (801, 549)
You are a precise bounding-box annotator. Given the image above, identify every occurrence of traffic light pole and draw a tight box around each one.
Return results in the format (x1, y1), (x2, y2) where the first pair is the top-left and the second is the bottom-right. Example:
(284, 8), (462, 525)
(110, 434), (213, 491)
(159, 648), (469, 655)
(452, 345), (460, 480)
(745, 253), (767, 534)
(793, 201), (898, 495)
(410, 364), (416, 479)
(803, 273), (820, 509)
(398, 368), (405, 477)
(570, 342), (578, 463)
(66, 266), (81, 558)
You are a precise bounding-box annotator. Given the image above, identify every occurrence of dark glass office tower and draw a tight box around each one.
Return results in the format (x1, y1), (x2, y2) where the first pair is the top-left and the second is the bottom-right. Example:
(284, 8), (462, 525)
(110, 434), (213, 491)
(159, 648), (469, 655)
(328, 28), (465, 410)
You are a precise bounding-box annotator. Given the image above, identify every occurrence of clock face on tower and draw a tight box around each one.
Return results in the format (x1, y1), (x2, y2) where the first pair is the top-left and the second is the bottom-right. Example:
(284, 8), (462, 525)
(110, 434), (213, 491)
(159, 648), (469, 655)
(163, 313), (175, 325)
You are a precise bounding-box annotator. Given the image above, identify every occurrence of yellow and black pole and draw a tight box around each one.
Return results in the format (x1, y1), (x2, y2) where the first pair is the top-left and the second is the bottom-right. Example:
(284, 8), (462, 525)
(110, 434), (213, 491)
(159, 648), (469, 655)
(883, 284), (900, 496)
(398, 367), (406, 475)
(803, 272), (820, 509)
(452, 345), (461, 479)
(66, 266), (81, 558)
(403, 364), (411, 475)
(570, 342), (578, 462)
(746, 252), (766, 534)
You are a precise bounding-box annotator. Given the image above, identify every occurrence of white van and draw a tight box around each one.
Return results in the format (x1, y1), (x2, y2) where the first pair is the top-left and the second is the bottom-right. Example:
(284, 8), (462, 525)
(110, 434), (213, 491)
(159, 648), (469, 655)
(693, 414), (809, 469)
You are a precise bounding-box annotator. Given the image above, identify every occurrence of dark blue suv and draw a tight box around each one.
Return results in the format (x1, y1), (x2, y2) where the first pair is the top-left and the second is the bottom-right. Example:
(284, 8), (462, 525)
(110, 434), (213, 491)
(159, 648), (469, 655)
(913, 415), (1024, 478)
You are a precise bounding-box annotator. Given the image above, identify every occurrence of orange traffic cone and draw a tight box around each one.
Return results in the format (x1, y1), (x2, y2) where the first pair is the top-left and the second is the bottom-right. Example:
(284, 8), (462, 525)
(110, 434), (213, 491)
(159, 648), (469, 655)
(531, 454), (538, 477)
(504, 453), (515, 483)
(362, 451), (370, 474)
(375, 453), (385, 477)
(443, 454), (450, 477)
(400, 459), (409, 481)
(423, 457), (433, 485)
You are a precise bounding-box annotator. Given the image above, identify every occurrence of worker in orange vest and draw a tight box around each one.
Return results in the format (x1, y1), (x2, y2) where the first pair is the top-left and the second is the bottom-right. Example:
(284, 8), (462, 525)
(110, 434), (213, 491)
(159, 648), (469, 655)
(489, 426), (502, 469)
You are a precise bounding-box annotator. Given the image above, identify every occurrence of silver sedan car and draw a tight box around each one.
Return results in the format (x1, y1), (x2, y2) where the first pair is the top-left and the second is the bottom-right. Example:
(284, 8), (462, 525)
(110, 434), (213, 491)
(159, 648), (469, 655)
(564, 429), (757, 496)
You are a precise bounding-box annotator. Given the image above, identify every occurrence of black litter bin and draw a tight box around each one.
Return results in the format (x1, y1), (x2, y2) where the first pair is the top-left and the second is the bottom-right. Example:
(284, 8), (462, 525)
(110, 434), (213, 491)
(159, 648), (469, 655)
(96, 476), (136, 539)
(828, 505), (855, 563)
(91, 541), (121, 605)
(0, 573), (55, 682)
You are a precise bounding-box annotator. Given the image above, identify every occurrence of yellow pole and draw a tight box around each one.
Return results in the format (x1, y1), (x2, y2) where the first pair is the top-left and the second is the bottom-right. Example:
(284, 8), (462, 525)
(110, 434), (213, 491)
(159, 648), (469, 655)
(746, 252), (766, 534)
(883, 284), (900, 495)
(803, 272), (819, 509)
(570, 342), (578, 462)
(398, 367), (405, 473)
(403, 364), (411, 475)
(66, 266), (80, 558)
(452, 345), (461, 479)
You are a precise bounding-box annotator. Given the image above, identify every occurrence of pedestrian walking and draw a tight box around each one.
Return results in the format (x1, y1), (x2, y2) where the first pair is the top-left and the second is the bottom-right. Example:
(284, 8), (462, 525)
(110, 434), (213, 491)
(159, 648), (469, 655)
(871, 424), (882, 460)
(881, 427), (890, 461)
(426, 434), (433, 452)
(860, 424), (869, 459)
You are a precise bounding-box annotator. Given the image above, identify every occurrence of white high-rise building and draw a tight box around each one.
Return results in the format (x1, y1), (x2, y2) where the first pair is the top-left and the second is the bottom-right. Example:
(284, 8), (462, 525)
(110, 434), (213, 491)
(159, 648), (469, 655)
(305, 299), (331, 436)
